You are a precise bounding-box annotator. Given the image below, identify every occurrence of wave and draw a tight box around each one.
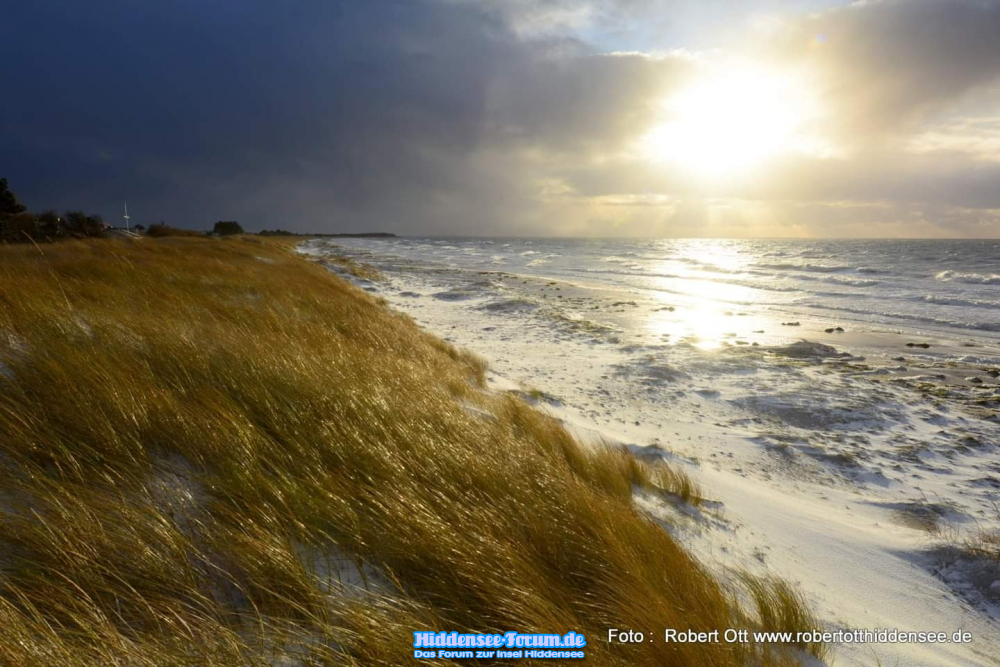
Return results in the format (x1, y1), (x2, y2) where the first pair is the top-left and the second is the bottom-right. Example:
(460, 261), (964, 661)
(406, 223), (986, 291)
(594, 257), (760, 277)
(578, 265), (876, 294)
(574, 267), (812, 295)
(755, 262), (858, 274)
(800, 303), (1000, 333)
(579, 267), (683, 280)
(916, 294), (1000, 309)
(587, 260), (878, 287)
(791, 274), (881, 288)
(935, 270), (1000, 285)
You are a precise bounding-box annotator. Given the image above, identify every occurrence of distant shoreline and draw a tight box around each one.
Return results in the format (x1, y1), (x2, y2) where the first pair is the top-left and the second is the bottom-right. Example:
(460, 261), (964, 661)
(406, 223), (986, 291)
(258, 230), (396, 238)
(311, 232), (396, 238)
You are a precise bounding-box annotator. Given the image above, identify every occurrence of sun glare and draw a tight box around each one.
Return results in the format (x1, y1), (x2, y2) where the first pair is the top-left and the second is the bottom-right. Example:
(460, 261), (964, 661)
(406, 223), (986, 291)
(639, 63), (826, 180)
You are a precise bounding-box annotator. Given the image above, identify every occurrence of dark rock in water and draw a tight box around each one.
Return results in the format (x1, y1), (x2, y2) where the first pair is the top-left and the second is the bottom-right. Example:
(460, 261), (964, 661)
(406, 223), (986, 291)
(906, 342), (931, 348)
(769, 340), (841, 358)
(835, 327), (845, 332)
(782, 322), (801, 327)
(892, 356), (906, 362)
(968, 377), (984, 384)
(752, 342), (760, 346)
(824, 328), (835, 333)
(987, 369), (1000, 378)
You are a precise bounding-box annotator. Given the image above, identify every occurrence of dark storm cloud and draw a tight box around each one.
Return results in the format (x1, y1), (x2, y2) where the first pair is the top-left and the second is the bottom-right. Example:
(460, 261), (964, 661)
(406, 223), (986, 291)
(2, 1), (505, 229)
(0, 0), (678, 232)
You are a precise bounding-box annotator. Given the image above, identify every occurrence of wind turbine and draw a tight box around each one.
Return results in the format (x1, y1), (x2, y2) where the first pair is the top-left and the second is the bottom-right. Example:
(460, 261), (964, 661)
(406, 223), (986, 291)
(123, 201), (131, 232)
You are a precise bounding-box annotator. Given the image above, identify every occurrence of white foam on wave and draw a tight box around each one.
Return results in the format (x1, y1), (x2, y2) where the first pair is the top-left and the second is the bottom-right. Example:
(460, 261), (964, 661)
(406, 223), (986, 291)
(801, 302), (1000, 333)
(919, 294), (1000, 309)
(755, 262), (855, 273)
(794, 273), (880, 288)
(936, 270), (1000, 285)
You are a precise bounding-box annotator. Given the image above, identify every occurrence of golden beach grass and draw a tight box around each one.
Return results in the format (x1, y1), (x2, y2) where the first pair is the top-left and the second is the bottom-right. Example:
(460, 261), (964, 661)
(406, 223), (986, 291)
(0, 236), (822, 665)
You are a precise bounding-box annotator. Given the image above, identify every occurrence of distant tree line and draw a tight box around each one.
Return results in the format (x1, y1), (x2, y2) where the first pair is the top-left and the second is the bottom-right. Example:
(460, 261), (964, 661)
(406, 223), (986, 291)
(1, 179), (395, 242)
(0, 179), (107, 243)
(213, 221), (244, 236)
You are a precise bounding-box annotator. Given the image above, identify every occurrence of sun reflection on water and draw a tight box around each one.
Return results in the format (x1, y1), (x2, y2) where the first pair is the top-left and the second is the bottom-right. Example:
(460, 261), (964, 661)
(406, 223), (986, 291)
(644, 240), (769, 351)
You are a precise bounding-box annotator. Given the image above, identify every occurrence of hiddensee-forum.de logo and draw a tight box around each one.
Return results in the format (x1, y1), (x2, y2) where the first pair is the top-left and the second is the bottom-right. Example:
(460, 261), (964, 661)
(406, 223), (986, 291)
(413, 631), (587, 659)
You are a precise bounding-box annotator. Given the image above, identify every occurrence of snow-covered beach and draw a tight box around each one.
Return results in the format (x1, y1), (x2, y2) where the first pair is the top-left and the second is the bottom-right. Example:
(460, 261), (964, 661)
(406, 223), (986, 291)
(302, 237), (1000, 667)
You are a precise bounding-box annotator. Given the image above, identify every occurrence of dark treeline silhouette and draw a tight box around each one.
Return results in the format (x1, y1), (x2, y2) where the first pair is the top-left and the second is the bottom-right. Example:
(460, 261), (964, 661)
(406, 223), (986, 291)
(213, 221), (244, 236)
(1, 179), (397, 242)
(0, 178), (107, 243)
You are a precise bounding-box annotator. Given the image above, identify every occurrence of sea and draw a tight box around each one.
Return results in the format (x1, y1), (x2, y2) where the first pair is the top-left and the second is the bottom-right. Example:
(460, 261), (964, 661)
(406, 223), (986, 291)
(317, 237), (1000, 344)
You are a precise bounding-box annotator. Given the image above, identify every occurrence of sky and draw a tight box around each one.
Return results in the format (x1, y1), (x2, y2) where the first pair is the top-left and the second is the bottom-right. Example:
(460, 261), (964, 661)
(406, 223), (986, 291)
(2, 0), (999, 238)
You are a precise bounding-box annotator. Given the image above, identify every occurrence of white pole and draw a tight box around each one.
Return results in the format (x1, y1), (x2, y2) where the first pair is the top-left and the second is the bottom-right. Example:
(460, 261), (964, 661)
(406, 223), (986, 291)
(123, 201), (130, 232)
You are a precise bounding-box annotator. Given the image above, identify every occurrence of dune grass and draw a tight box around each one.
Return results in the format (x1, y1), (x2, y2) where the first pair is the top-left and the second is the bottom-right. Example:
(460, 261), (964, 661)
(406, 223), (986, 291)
(962, 509), (1000, 564)
(0, 236), (821, 665)
(965, 530), (1000, 563)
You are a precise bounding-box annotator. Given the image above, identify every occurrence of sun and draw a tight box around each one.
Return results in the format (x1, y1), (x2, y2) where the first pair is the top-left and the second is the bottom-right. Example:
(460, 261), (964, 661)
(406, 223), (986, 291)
(638, 63), (826, 180)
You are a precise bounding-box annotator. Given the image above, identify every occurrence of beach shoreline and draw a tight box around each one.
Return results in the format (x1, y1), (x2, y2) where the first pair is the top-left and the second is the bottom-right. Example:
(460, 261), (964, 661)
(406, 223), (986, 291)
(301, 237), (1000, 667)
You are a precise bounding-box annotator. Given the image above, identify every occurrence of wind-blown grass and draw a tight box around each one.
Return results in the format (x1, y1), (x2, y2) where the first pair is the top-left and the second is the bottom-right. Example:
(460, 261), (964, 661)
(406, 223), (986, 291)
(0, 236), (821, 665)
(962, 509), (1000, 564)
